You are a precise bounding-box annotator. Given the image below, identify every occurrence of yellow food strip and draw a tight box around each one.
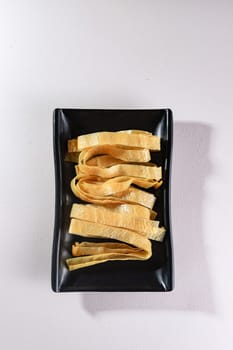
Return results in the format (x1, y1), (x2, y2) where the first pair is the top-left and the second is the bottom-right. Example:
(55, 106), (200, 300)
(64, 152), (80, 163)
(67, 139), (78, 153)
(119, 130), (152, 135)
(77, 176), (162, 197)
(77, 163), (162, 180)
(72, 242), (141, 256)
(67, 226), (165, 270)
(66, 252), (147, 271)
(69, 219), (152, 255)
(70, 204), (159, 236)
(87, 155), (125, 167)
(71, 176), (156, 208)
(148, 227), (166, 241)
(122, 187), (156, 208)
(77, 131), (160, 151)
(78, 145), (151, 163)
(74, 241), (134, 248)
(90, 203), (156, 220)
(66, 217), (152, 271)
(66, 258), (107, 270)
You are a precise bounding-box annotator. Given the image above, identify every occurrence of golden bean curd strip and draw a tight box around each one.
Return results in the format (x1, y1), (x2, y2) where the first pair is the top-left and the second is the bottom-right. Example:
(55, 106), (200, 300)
(148, 227), (166, 242)
(90, 204), (156, 220)
(64, 152), (80, 163)
(87, 155), (125, 167)
(74, 241), (135, 249)
(123, 187), (156, 209)
(79, 145), (151, 162)
(66, 252), (147, 271)
(67, 139), (78, 153)
(66, 218), (152, 271)
(69, 219), (152, 255)
(70, 204), (159, 236)
(77, 131), (160, 151)
(71, 176), (156, 208)
(77, 176), (162, 197)
(76, 163), (162, 181)
(72, 242), (141, 256)
(119, 130), (152, 135)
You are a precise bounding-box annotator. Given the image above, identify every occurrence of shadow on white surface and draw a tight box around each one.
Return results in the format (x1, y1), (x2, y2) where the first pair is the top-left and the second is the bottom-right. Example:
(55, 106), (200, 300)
(81, 121), (215, 314)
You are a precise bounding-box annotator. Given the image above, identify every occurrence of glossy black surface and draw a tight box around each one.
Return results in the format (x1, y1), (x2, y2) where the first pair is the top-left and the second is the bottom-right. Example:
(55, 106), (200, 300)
(52, 109), (173, 292)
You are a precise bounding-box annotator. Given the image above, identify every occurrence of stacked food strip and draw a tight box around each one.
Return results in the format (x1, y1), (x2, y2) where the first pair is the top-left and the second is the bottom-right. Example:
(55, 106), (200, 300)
(65, 130), (165, 270)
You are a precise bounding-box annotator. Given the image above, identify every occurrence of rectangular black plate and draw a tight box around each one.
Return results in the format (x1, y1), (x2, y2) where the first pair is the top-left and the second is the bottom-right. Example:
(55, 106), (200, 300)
(52, 109), (173, 292)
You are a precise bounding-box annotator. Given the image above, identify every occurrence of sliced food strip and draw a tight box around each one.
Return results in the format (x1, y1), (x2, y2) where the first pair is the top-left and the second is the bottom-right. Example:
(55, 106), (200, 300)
(123, 187), (156, 208)
(77, 176), (162, 196)
(77, 131), (160, 151)
(118, 130), (152, 135)
(70, 204), (159, 236)
(87, 155), (125, 167)
(148, 227), (166, 242)
(66, 252), (147, 271)
(72, 242), (141, 256)
(66, 219), (152, 270)
(73, 241), (134, 248)
(71, 176), (156, 208)
(69, 218), (152, 255)
(64, 152), (80, 163)
(76, 163), (162, 180)
(90, 203), (156, 220)
(79, 145), (151, 162)
(67, 139), (78, 153)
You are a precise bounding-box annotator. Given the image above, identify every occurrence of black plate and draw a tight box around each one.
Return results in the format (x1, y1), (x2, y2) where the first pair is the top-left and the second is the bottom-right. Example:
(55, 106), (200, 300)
(52, 109), (173, 292)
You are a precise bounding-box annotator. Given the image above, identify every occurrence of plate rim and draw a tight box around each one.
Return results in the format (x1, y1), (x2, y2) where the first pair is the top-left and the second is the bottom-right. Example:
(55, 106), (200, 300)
(51, 108), (174, 292)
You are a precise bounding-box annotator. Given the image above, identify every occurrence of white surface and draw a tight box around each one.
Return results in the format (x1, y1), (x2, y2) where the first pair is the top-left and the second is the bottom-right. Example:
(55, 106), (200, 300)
(1, 1), (233, 349)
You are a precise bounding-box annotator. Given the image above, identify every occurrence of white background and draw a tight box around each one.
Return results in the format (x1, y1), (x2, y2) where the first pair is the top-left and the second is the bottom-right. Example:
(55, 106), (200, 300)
(1, 1), (233, 349)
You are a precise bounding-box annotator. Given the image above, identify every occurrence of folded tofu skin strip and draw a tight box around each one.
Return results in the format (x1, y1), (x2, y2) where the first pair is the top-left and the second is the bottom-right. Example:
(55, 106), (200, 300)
(65, 130), (166, 271)
(76, 130), (160, 151)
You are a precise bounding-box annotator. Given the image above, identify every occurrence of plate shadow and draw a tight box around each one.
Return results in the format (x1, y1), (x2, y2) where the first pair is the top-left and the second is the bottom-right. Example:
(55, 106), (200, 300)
(81, 121), (215, 314)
